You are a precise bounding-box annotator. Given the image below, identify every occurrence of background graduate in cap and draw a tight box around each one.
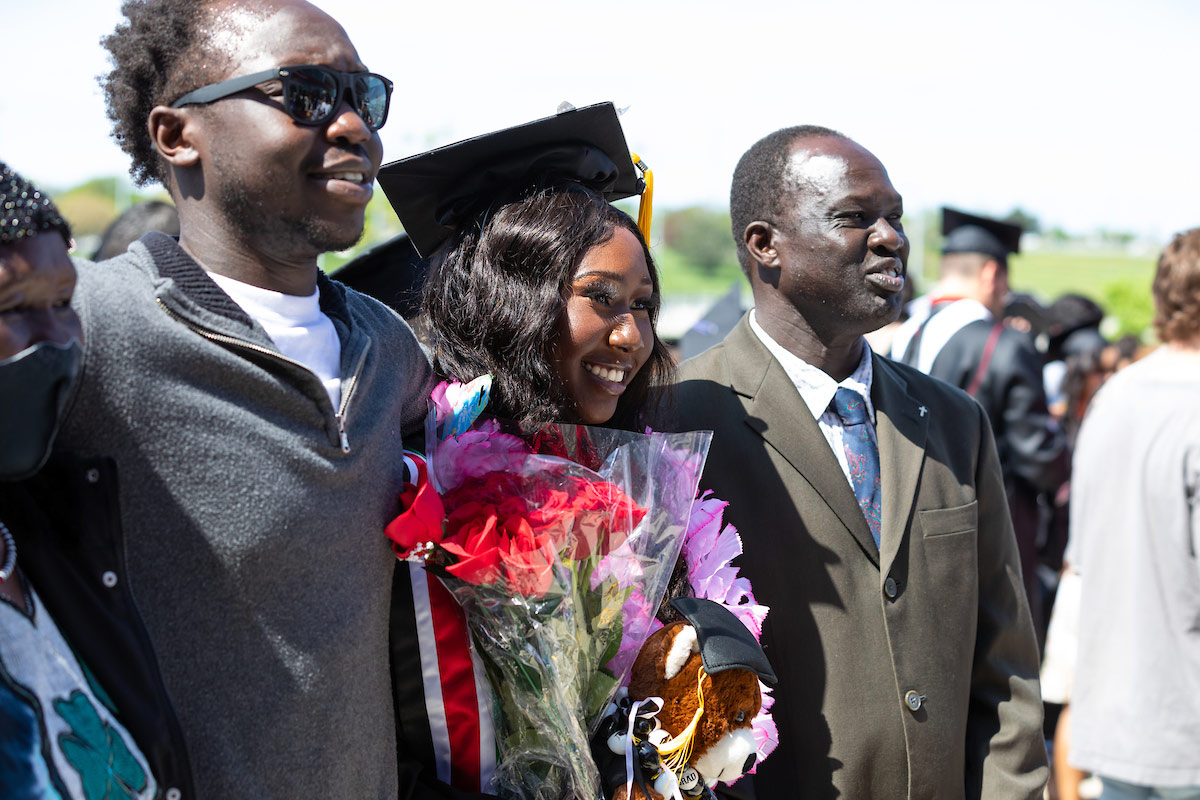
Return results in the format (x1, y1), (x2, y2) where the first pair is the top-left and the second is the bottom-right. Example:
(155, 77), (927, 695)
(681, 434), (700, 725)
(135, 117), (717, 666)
(379, 102), (677, 795)
(891, 207), (1067, 641)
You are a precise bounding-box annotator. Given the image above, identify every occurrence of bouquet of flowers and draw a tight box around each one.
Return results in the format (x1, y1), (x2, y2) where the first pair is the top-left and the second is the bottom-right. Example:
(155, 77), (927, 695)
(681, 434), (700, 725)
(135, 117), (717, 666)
(388, 377), (712, 800)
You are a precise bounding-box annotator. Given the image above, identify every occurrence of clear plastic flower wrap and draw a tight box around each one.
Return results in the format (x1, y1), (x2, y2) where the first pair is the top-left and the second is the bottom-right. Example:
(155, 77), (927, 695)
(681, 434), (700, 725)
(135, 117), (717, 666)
(387, 378), (712, 800)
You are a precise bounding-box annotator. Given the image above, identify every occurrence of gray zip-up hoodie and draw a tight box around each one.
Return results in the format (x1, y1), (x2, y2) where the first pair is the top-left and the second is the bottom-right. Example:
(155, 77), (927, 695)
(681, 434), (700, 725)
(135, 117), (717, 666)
(58, 232), (433, 798)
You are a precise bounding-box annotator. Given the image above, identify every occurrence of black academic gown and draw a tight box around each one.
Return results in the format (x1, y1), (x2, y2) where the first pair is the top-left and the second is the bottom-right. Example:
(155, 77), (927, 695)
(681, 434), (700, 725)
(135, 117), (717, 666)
(906, 317), (1067, 635)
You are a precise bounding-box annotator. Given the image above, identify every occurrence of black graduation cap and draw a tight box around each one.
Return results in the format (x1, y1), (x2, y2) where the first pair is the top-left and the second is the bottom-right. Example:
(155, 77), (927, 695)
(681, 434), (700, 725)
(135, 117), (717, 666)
(941, 207), (1023, 265)
(332, 232), (427, 318)
(669, 597), (777, 685)
(377, 102), (645, 257)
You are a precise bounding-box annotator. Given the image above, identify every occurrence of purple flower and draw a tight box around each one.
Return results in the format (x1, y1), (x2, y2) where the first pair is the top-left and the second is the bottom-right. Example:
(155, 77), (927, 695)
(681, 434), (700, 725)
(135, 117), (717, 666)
(432, 425), (529, 491)
(606, 588), (662, 678)
(682, 492), (769, 640)
(590, 539), (645, 590)
(748, 683), (779, 770)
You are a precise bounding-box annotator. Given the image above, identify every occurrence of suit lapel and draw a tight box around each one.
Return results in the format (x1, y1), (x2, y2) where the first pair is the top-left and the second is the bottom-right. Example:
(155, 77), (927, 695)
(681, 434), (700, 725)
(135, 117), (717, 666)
(872, 355), (929, 577)
(723, 317), (881, 567)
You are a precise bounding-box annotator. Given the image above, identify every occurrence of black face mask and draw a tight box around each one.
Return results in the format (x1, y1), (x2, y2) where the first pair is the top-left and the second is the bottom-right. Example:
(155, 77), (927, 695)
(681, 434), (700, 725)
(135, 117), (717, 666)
(0, 339), (82, 480)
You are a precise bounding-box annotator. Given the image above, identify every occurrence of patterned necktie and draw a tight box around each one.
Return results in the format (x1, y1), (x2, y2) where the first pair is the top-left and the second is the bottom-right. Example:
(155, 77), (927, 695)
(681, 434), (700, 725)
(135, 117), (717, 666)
(831, 387), (882, 547)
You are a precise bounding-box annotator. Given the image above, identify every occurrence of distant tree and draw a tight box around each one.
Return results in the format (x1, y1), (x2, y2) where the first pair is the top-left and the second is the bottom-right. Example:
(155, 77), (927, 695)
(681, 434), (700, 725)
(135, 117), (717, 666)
(1102, 277), (1155, 340)
(660, 206), (737, 274)
(321, 192), (404, 272)
(1097, 228), (1136, 248)
(54, 176), (173, 238)
(1005, 207), (1041, 234)
(56, 188), (118, 237)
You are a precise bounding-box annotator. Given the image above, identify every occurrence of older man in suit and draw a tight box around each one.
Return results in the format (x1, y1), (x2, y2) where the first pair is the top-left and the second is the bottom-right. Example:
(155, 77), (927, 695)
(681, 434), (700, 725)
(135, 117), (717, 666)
(674, 127), (1047, 799)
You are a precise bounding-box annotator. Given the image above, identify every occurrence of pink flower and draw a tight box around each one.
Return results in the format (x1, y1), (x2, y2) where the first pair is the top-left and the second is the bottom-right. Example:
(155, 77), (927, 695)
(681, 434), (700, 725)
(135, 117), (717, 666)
(433, 428), (530, 491)
(748, 682), (779, 771)
(590, 539), (645, 590)
(678, 490), (776, 769)
(683, 493), (769, 631)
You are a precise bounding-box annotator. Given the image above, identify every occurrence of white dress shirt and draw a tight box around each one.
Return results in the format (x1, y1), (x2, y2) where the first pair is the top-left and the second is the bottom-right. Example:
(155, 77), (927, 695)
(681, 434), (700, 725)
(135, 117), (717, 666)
(748, 310), (878, 490)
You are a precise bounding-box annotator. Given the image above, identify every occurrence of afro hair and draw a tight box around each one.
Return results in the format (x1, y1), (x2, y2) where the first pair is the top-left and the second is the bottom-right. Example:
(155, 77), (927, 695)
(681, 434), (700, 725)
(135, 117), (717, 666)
(100, 0), (230, 187)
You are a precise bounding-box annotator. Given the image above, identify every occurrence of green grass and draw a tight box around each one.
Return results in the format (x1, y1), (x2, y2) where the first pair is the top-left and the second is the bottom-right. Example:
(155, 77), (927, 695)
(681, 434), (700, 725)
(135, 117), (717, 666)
(1007, 250), (1156, 305)
(993, 249), (1155, 339)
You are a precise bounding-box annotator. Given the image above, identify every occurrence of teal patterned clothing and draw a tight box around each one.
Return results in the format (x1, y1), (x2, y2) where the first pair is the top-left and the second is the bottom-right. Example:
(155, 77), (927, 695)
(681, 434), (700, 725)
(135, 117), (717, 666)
(0, 580), (156, 799)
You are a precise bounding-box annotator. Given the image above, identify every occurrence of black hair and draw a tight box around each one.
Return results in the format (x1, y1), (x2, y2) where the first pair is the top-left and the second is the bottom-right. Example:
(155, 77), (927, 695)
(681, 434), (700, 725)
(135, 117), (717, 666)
(729, 124), (847, 272)
(422, 183), (673, 430)
(100, 0), (229, 187)
(0, 162), (71, 245)
(93, 200), (180, 260)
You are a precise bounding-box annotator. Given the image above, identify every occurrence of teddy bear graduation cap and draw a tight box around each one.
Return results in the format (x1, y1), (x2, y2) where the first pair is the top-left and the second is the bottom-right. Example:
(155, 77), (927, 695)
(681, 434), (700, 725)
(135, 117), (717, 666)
(376, 101), (653, 258)
(600, 597), (776, 800)
(669, 597), (775, 684)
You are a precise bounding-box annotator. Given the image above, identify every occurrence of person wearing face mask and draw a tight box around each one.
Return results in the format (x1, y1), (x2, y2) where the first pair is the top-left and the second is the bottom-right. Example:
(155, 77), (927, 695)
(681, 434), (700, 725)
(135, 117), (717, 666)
(0, 163), (176, 798)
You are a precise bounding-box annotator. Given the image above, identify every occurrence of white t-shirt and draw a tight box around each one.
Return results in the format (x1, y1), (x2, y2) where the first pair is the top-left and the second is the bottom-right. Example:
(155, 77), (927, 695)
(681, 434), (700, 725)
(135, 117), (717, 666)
(208, 272), (342, 410)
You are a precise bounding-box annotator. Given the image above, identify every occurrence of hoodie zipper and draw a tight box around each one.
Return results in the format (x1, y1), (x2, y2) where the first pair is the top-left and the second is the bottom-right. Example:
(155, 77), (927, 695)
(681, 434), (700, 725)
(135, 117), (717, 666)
(156, 298), (367, 453)
(335, 346), (370, 454)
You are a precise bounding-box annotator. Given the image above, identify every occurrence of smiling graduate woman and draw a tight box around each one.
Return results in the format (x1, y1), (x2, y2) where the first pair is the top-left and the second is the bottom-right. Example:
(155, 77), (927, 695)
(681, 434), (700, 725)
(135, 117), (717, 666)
(380, 102), (672, 432)
(377, 103), (675, 794)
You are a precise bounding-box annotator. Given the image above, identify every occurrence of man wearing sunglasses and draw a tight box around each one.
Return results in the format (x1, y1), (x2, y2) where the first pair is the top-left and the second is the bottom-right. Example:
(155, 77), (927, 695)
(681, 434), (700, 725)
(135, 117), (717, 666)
(45, 1), (494, 798)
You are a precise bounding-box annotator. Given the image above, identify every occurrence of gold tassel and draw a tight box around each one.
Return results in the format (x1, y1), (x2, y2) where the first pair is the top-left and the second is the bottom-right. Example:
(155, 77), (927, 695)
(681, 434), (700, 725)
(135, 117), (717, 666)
(631, 152), (654, 242)
(655, 665), (706, 773)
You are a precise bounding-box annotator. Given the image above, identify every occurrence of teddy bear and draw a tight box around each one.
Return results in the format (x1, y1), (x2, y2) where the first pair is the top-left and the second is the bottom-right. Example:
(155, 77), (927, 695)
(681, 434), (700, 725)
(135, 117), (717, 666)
(597, 597), (776, 800)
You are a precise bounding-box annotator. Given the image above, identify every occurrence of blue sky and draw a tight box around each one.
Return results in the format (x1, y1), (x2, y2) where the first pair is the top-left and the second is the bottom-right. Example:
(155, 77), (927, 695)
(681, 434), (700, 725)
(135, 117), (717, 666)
(5, 0), (1198, 240)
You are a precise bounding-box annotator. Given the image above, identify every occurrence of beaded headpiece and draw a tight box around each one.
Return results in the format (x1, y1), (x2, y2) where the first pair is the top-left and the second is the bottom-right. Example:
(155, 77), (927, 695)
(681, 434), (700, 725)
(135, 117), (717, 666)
(1, 162), (71, 245)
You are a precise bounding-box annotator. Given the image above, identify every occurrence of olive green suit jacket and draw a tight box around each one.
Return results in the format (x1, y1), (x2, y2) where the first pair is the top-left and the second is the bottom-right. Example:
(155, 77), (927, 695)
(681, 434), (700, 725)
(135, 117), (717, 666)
(674, 315), (1047, 800)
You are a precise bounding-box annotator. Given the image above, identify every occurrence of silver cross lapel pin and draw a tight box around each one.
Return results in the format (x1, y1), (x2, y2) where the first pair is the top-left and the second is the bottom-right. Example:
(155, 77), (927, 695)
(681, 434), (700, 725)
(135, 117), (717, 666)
(918, 405), (928, 417)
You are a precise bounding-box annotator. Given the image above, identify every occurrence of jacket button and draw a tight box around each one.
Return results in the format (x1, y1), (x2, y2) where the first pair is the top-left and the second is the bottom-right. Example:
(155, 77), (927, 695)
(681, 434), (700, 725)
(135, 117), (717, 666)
(85, 468), (100, 484)
(101, 571), (118, 588)
(166, 788), (182, 800)
(904, 690), (923, 711)
(884, 577), (898, 599)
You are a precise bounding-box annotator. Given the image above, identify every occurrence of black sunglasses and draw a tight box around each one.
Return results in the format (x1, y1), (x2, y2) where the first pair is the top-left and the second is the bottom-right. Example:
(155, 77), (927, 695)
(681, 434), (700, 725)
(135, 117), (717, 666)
(171, 64), (393, 131)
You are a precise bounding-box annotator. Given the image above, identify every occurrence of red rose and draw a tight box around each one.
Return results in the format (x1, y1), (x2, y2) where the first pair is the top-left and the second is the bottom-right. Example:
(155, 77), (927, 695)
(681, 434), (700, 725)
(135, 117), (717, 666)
(563, 479), (646, 559)
(385, 474), (447, 559)
(499, 516), (558, 597)
(529, 427), (570, 459)
(523, 485), (576, 551)
(436, 468), (646, 590)
(445, 499), (496, 537)
(442, 512), (506, 586)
